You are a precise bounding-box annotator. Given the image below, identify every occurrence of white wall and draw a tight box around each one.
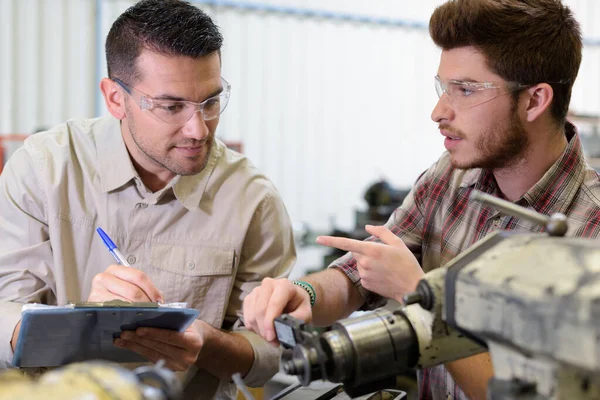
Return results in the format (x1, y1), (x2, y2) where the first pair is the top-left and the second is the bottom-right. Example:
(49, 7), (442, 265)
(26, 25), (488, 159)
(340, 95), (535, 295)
(2, 0), (600, 239)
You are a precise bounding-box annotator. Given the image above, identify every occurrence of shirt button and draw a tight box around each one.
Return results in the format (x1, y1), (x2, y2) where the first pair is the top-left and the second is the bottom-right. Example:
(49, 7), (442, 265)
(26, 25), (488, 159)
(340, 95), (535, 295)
(139, 203), (148, 209)
(127, 255), (137, 264)
(187, 261), (196, 270)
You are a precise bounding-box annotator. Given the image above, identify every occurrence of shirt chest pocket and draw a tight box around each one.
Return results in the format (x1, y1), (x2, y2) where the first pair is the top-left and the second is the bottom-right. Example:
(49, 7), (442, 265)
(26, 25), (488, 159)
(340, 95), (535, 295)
(148, 244), (236, 327)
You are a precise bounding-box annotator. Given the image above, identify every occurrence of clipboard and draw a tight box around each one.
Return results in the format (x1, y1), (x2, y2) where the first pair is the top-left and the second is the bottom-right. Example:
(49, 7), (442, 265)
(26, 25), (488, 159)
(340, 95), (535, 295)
(12, 301), (200, 368)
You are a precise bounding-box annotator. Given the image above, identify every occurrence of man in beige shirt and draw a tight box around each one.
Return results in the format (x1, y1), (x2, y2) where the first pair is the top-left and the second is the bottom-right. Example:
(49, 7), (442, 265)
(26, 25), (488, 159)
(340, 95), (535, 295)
(0, 0), (296, 398)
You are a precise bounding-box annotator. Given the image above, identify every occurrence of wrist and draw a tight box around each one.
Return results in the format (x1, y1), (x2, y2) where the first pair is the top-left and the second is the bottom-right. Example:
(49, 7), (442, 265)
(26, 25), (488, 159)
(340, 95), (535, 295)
(395, 273), (425, 304)
(194, 320), (213, 367)
(292, 280), (316, 307)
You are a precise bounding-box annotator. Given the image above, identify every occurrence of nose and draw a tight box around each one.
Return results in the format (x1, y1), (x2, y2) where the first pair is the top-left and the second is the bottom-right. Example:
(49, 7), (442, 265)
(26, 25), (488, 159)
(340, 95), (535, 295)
(181, 111), (210, 140)
(430, 94), (455, 124)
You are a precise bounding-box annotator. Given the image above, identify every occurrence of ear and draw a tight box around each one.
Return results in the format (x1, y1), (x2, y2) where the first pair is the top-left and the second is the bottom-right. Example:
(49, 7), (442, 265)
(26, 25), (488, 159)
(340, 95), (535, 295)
(524, 83), (553, 123)
(100, 78), (126, 120)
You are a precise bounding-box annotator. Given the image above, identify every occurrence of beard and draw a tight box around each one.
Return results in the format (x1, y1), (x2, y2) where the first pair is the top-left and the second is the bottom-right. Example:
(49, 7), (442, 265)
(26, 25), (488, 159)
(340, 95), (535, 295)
(444, 104), (529, 170)
(125, 103), (214, 176)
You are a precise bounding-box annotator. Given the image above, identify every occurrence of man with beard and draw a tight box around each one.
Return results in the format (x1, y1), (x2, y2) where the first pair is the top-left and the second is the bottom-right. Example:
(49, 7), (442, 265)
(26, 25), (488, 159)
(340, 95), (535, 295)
(242, 0), (600, 399)
(0, 1), (295, 398)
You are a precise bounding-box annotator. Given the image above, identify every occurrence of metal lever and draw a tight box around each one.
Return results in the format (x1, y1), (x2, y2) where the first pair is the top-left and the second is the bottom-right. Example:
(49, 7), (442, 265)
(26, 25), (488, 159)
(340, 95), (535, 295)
(469, 190), (568, 237)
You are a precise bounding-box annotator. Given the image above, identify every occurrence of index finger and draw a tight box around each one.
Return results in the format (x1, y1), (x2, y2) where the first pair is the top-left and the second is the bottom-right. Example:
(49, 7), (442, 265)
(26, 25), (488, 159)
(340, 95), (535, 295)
(316, 236), (374, 255)
(135, 326), (188, 348)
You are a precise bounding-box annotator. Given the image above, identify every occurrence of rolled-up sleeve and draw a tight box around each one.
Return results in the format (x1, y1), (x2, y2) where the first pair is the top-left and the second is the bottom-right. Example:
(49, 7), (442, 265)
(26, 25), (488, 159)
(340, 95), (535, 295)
(232, 329), (282, 387)
(329, 172), (428, 310)
(0, 145), (55, 366)
(227, 188), (296, 385)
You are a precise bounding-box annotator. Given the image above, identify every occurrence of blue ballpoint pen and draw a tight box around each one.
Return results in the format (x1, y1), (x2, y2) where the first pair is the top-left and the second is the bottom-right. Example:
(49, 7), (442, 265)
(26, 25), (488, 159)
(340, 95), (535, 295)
(96, 227), (132, 267)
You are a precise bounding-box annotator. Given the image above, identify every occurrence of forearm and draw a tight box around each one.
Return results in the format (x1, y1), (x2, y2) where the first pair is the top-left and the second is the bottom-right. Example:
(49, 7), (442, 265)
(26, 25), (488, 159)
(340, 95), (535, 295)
(304, 268), (364, 326)
(195, 321), (255, 381)
(446, 352), (494, 400)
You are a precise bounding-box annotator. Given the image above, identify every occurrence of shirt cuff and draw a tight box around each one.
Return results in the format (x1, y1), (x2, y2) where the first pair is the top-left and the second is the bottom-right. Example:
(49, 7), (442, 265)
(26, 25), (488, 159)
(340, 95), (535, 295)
(233, 329), (282, 387)
(0, 302), (24, 368)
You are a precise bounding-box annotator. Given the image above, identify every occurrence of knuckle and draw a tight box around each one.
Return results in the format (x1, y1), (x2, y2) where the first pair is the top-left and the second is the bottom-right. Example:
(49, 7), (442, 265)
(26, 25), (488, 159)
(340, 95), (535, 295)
(262, 277), (274, 286)
(87, 292), (100, 302)
(131, 269), (147, 284)
(105, 265), (117, 272)
(135, 292), (150, 302)
(371, 247), (382, 258)
(91, 273), (105, 287)
(124, 287), (145, 302)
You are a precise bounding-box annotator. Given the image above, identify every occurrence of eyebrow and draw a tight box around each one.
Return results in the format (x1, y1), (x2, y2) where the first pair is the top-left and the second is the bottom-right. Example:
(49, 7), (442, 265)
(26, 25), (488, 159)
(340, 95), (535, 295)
(437, 75), (482, 84)
(153, 87), (224, 102)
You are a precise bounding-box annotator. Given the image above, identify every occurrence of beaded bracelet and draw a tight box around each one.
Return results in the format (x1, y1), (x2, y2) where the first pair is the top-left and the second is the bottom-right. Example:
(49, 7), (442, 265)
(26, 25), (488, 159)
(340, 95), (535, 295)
(292, 280), (316, 307)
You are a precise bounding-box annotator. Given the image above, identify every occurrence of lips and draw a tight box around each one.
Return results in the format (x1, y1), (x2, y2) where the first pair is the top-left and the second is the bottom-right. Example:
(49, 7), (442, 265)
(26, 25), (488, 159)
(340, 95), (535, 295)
(175, 145), (204, 156)
(177, 146), (202, 150)
(440, 130), (462, 140)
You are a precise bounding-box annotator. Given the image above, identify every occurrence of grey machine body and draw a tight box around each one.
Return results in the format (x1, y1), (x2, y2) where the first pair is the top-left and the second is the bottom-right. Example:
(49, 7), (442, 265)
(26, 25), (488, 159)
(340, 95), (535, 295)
(277, 191), (600, 399)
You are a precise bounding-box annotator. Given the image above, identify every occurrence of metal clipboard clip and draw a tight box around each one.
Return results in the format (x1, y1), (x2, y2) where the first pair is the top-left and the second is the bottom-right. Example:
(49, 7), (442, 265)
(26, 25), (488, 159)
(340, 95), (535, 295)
(71, 299), (160, 308)
(69, 300), (188, 308)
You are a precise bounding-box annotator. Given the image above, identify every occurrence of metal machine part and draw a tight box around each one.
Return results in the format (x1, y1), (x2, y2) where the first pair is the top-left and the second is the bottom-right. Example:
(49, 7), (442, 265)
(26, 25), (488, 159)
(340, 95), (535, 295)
(277, 310), (420, 397)
(277, 191), (600, 399)
(0, 360), (182, 400)
(469, 191), (568, 237)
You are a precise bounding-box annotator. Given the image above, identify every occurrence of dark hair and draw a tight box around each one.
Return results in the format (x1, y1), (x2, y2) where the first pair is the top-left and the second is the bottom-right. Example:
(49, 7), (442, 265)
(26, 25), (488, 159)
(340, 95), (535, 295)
(430, 0), (582, 123)
(106, 0), (223, 84)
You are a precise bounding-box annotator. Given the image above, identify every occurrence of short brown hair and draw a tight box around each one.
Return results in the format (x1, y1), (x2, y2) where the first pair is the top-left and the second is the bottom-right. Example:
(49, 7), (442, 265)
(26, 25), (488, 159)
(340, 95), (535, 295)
(430, 0), (582, 123)
(106, 0), (223, 85)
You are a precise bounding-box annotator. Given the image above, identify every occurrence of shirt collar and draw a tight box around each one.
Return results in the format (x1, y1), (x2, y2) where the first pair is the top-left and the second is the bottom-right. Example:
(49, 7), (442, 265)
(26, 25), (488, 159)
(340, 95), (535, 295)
(97, 117), (138, 193)
(520, 122), (586, 214)
(96, 117), (224, 211)
(460, 122), (586, 215)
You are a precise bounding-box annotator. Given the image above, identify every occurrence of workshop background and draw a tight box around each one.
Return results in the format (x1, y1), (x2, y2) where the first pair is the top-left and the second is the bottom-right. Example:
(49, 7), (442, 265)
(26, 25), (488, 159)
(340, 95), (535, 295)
(2, 0), (600, 276)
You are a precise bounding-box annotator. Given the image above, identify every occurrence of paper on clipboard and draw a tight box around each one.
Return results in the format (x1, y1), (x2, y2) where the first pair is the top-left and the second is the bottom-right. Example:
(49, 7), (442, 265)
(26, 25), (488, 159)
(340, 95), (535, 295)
(12, 301), (200, 368)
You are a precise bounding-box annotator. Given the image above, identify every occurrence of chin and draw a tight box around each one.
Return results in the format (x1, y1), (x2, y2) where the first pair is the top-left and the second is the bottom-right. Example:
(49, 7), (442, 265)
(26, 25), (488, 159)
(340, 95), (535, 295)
(178, 164), (205, 176)
(449, 153), (474, 170)
(180, 158), (210, 176)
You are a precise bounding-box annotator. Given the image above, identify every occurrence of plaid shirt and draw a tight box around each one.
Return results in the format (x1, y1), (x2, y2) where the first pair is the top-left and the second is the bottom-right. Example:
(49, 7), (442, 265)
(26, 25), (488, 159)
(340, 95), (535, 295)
(330, 122), (600, 400)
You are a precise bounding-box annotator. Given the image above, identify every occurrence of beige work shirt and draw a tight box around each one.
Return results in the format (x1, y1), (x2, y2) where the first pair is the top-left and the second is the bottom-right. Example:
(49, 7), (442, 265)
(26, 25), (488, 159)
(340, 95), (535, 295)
(0, 116), (296, 399)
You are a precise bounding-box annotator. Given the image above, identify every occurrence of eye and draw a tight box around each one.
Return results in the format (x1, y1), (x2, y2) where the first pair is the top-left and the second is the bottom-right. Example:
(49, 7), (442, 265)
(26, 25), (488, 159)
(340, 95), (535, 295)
(156, 102), (185, 113)
(204, 97), (221, 109)
(457, 85), (475, 96)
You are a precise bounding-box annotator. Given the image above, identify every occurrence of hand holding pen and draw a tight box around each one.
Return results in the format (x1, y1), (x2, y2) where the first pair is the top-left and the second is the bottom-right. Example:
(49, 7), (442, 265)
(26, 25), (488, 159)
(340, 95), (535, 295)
(94, 228), (200, 371)
(88, 227), (163, 303)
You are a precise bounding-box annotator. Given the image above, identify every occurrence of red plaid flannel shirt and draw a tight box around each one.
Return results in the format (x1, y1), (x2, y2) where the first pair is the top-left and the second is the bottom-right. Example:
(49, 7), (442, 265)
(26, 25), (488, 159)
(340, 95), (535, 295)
(330, 122), (600, 400)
